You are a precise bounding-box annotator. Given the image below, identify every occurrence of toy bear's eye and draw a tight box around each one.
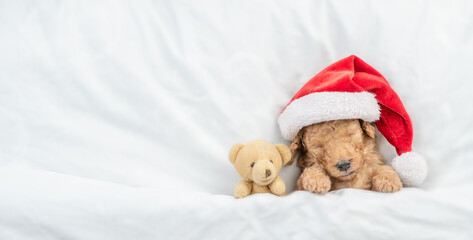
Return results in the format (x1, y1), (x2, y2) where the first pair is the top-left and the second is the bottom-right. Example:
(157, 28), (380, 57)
(270, 160), (273, 163)
(250, 162), (255, 167)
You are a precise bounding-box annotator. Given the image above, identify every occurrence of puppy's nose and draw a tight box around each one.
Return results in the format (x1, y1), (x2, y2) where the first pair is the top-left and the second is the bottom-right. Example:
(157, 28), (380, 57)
(336, 160), (351, 172)
(265, 169), (271, 177)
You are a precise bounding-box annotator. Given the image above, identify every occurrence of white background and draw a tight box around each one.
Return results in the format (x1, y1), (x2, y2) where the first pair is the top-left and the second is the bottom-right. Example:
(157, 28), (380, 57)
(1, 0), (473, 239)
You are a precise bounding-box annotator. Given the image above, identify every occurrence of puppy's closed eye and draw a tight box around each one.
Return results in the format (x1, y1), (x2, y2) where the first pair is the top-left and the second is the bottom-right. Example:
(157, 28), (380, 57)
(308, 144), (323, 150)
(348, 131), (361, 137)
(307, 145), (324, 157)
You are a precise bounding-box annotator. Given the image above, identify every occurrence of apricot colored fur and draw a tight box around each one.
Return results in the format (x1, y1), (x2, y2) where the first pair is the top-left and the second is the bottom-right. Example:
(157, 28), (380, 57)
(290, 119), (402, 193)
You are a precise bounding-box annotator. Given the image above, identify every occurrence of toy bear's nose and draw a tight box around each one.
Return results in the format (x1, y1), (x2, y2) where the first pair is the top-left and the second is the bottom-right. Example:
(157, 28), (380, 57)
(336, 160), (351, 172)
(265, 169), (271, 177)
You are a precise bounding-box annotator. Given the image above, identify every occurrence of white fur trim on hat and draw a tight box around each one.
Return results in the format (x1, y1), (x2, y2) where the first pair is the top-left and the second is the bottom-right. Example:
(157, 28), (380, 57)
(391, 152), (428, 187)
(278, 92), (380, 140)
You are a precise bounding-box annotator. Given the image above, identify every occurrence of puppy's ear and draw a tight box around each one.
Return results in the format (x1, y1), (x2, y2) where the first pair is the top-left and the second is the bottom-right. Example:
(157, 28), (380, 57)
(360, 120), (375, 139)
(229, 143), (244, 165)
(288, 130), (303, 165)
(275, 144), (292, 166)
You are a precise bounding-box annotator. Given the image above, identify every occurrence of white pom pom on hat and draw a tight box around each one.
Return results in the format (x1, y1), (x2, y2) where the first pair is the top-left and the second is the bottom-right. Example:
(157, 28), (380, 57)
(278, 55), (428, 187)
(392, 152), (428, 187)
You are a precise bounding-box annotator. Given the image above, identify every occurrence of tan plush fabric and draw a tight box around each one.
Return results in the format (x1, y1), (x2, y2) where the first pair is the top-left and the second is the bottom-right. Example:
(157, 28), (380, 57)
(290, 119), (402, 193)
(229, 140), (291, 198)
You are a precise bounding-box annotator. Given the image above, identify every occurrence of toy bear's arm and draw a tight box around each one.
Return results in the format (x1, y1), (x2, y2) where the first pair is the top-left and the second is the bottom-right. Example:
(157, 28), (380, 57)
(234, 180), (252, 198)
(269, 175), (286, 196)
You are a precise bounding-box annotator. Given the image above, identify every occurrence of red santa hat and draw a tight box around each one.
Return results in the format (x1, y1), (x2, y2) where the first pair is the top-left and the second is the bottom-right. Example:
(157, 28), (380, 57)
(278, 55), (427, 187)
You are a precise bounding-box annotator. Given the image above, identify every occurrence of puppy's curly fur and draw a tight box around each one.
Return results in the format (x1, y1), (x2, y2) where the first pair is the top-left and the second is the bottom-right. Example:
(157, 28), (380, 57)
(290, 119), (402, 193)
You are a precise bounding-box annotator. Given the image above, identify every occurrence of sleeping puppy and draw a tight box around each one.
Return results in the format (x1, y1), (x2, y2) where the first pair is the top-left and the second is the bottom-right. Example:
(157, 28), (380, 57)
(290, 119), (402, 193)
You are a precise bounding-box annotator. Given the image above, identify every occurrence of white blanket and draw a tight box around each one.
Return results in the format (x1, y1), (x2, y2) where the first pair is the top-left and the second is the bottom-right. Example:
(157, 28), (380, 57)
(1, 0), (473, 239)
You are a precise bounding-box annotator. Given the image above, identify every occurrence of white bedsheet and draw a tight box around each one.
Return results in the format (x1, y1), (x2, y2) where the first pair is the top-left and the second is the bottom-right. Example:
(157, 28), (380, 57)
(1, 0), (473, 239)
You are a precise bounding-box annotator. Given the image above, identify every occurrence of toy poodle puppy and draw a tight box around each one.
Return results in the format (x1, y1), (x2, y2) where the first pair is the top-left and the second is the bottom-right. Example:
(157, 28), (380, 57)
(290, 119), (402, 193)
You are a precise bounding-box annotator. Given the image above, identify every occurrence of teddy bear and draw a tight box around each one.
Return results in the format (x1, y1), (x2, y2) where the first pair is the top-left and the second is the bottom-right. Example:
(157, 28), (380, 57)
(229, 140), (291, 198)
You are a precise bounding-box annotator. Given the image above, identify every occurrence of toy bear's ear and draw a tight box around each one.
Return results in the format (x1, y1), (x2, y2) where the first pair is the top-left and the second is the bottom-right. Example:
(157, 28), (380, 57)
(229, 143), (244, 164)
(275, 144), (292, 166)
(360, 120), (375, 139)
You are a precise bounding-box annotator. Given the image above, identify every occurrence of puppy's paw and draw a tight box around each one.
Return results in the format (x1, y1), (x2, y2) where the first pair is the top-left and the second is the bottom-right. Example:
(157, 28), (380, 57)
(371, 173), (402, 193)
(299, 175), (331, 194)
